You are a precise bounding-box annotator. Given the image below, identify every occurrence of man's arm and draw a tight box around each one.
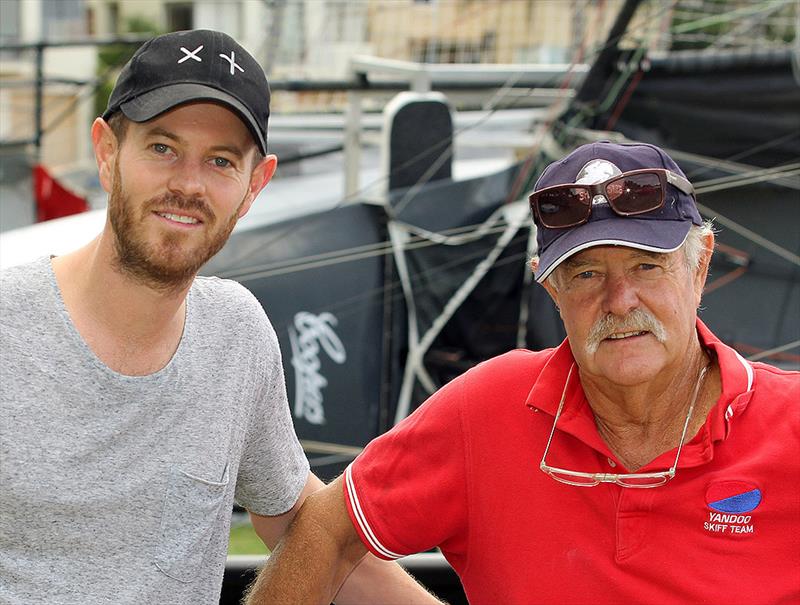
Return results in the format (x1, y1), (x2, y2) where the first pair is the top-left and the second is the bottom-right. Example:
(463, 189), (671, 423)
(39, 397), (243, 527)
(246, 475), (441, 605)
(248, 472), (327, 550)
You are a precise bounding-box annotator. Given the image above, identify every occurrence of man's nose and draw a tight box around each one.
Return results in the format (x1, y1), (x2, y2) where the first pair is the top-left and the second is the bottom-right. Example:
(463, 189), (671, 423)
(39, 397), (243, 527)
(601, 273), (640, 317)
(166, 159), (205, 198)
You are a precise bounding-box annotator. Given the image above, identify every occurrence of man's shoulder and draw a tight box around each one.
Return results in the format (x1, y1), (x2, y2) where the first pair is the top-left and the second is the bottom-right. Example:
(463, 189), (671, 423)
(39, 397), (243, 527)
(702, 322), (798, 401)
(191, 275), (263, 317)
(454, 348), (556, 400)
(470, 348), (556, 379)
(728, 360), (800, 433)
(751, 360), (799, 377)
(751, 361), (800, 396)
(188, 275), (278, 352)
(192, 273), (255, 299)
(0, 257), (52, 311)
(1, 256), (49, 282)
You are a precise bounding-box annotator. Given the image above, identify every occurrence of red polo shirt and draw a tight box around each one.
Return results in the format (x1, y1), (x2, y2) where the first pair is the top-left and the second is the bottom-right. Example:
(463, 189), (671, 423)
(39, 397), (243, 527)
(344, 320), (800, 604)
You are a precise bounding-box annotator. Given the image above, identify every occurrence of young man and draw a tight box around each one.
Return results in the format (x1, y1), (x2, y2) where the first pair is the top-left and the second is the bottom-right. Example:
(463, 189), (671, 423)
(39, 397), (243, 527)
(0, 30), (438, 605)
(247, 141), (800, 604)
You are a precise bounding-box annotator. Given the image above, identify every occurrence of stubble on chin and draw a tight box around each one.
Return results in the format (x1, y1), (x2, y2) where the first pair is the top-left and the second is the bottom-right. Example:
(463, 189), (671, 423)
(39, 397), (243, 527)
(107, 162), (242, 292)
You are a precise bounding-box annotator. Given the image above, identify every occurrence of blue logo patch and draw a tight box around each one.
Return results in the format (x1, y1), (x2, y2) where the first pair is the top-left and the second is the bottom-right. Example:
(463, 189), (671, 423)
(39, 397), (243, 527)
(708, 488), (762, 513)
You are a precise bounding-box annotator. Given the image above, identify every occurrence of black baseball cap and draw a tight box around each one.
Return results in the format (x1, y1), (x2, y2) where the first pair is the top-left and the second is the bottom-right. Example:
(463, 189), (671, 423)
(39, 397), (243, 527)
(103, 29), (269, 155)
(532, 141), (703, 283)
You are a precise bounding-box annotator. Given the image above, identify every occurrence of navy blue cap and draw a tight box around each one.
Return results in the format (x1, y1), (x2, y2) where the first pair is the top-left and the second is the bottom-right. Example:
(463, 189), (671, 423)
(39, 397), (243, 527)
(532, 141), (702, 283)
(103, 29), (269, 155)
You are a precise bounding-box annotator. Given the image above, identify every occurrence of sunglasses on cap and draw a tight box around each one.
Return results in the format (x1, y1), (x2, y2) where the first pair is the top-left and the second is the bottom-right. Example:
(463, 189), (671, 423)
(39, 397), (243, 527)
(529, 168), (695, 229)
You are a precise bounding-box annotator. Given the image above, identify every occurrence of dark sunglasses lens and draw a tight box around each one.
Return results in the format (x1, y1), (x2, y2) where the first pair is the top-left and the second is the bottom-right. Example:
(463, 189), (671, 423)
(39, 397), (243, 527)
(609, 173), (663, 214)
(536, 187), (591, 228)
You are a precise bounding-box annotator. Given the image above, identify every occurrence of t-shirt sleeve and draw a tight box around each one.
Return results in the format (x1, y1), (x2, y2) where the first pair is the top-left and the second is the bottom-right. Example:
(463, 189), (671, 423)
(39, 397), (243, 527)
(343, 376), (468, 560)
(234, 309), (310, 516)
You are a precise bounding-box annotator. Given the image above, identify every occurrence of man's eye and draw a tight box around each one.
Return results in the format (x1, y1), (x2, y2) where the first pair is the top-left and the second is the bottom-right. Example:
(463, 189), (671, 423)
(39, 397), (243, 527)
(576, 271), (595, 279)
(639, 263), (658, 271)
(152, 143), (170, 154)
(213, 157), (232, 168)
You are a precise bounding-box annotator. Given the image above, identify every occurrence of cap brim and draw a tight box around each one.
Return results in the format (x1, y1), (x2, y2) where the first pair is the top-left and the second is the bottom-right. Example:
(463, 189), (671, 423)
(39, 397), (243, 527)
(534, 217), (692, 283)
(118, 83), (267, 155)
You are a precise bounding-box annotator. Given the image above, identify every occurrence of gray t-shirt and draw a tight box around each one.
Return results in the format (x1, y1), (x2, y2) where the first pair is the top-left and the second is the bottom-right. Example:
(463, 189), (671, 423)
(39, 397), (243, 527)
(0, 257), (310, 604)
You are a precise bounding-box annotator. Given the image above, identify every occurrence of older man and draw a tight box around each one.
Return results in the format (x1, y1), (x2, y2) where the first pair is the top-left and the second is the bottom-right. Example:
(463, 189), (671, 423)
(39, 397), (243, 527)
(247, 141), (799, 604)
(0, 29), (438, 605)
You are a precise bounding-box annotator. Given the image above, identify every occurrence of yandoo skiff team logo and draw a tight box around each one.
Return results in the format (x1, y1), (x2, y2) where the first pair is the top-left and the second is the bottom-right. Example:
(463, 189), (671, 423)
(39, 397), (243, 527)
(288, 312), (346, 425)
(703, 480), (762, 536)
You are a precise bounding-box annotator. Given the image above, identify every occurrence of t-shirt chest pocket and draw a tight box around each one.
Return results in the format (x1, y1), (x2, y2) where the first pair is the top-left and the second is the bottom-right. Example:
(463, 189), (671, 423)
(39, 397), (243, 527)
(153, 463), (230, 582)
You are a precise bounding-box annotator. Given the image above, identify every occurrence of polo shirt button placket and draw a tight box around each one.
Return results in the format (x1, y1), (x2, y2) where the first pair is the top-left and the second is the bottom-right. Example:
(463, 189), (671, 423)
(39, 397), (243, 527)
(614, 488), (656, 563)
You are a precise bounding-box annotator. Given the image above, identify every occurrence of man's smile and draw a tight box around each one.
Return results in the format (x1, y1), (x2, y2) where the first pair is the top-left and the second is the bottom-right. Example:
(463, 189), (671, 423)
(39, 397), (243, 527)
(606, 330), (650, 341)
(153, 210), (203, 227)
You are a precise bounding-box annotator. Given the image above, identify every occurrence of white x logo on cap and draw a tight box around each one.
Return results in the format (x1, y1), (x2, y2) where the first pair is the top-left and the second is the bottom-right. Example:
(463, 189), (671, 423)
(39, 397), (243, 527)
(219, 51), (244, 75)
(178, 45), (204, 63)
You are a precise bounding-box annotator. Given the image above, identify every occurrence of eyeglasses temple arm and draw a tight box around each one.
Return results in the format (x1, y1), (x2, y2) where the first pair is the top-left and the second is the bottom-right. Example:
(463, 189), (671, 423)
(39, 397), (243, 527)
(668, 363), (709, 470)
(539, 363), (575, 469)
(666, 171), (695, 197)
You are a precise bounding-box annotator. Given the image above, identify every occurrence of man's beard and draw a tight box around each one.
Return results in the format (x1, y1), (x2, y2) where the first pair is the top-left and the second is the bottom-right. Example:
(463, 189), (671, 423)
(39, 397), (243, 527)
(108, 161), (243, 291)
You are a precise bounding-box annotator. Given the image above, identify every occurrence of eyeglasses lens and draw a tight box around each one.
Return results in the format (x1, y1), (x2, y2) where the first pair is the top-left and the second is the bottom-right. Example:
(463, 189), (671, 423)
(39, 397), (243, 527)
(537, 187), (591, 228)
(533, 172), (670, 229)
(616, 475), (669, 488)
(548, 470), (598, 486)
(547, 469), (670, 488)
(609, 173), (663, 214)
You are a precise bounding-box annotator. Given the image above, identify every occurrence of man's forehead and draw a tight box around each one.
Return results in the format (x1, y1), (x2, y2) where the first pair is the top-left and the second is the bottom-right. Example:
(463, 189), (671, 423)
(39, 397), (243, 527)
(132, 102), (255, 147)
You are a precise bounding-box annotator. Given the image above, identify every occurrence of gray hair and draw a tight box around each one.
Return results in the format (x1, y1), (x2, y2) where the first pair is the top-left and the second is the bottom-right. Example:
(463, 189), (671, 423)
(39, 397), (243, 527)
(540, 220), (716, 291)
(682, 220), (716, 271)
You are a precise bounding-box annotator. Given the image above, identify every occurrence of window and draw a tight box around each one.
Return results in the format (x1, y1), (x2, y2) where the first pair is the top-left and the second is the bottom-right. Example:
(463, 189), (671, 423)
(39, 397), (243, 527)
(0, 0), (21, 47)
(42, 0), (87, 39)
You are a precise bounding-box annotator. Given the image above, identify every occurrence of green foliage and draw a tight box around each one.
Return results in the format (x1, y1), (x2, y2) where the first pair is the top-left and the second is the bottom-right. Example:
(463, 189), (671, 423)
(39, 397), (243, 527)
(94, 17), (161, 117)
(228, 522), (270, 556)
(669, 0), (797, 51)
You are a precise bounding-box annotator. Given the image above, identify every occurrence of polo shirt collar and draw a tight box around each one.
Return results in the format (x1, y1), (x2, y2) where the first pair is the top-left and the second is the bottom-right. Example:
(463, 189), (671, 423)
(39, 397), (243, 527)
(524, 319), (756, 468)
(525, 339), (612, 454)
(693, 318), (755, 447)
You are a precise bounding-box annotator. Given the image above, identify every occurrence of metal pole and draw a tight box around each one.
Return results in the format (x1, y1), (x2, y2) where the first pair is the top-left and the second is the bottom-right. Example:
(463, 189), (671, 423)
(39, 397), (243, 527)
(33, 42), (44, 161)
(574, 0), (642, 105)
(344, 90), (362, 201)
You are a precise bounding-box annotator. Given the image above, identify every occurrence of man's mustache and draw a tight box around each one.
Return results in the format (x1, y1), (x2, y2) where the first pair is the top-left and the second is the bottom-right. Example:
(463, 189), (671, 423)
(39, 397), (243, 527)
(586, 308), (667, 354)
(144, 192), (214, 223)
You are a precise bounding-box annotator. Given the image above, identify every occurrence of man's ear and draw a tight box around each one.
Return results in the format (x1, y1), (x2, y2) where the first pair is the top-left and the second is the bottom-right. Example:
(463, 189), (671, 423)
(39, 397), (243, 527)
(91, 118), (118, 194)
(238, 154), (278, 218)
